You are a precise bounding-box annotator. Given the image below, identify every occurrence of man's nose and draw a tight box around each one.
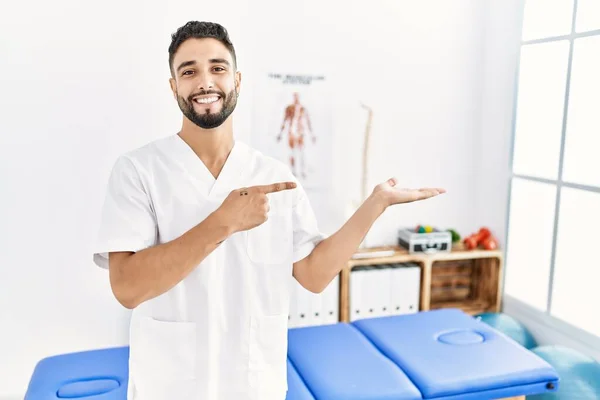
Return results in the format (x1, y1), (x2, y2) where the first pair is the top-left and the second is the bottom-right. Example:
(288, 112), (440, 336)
(196, 72), (214, 90)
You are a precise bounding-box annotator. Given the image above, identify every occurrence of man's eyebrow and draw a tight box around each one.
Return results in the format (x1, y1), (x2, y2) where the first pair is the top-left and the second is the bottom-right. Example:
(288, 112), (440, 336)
(176, 60), (196, 73)
(176, 59), (231, 73)
(209, 58), (230, 66)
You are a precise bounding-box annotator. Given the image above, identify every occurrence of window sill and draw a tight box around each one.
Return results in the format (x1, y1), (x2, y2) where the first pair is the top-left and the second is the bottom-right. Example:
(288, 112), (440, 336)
(502, 295), (600, 361)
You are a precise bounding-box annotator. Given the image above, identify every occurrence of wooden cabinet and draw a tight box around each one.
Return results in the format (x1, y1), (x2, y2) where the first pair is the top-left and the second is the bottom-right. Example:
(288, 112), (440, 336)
(339, 244), (504, 322)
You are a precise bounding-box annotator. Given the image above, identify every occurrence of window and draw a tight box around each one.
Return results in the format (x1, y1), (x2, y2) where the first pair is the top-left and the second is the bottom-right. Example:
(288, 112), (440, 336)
(505, 0), (600, 337)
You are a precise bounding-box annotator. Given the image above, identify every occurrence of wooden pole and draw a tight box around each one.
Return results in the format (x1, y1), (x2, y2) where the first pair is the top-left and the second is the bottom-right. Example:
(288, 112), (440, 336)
(360, 103), (373, 202)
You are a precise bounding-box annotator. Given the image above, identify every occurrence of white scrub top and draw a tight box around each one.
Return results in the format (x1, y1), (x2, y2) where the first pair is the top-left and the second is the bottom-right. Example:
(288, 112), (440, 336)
(93, 134), (325, 400)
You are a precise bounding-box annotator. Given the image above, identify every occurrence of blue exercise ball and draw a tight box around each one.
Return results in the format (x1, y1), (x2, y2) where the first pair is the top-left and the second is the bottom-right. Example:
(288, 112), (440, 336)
(474, 312), (538, 349)
(528, 345), (600, 400)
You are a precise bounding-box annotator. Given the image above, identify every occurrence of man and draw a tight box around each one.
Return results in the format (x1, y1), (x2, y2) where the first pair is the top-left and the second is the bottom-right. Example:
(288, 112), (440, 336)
(93, 21), (445, 400)
(276, 92), (316, 179)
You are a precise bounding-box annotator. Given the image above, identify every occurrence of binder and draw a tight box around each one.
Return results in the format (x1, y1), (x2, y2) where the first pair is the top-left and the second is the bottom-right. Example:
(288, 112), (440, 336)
(364, 266), (378, 319)
(404, 263), (421, 314)
(295, 280), (312, 327)
(350, 266), (367, 321)
(321, 274), (339, 324)
(379, 264), (393, 318)
(390, 263), (405, 316)
(308, 287), (323, 326)
(371, 264), (391, 318)
(390, 263), (421, 315)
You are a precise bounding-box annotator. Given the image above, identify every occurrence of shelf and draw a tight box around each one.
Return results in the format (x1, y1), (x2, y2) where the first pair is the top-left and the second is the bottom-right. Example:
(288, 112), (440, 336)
(430, 286), (471, 302)
(429, 300), (492, 315)
(339, 245), (504, 322)
(349, 244), (502, 267)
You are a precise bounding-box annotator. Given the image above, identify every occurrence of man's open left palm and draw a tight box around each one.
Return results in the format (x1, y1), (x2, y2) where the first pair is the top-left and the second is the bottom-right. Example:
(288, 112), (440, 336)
(373, 177), (446, 206)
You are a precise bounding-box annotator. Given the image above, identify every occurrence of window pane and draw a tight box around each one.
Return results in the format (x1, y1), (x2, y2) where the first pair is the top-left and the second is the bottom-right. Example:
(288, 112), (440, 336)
(576, 0), (600, 32)
(512, 41), (570, 180)
(522, 0), (574, 41)
(505, 178), (557, 311)
(551, 187), (600, 336)
(562, 36), (600, 188)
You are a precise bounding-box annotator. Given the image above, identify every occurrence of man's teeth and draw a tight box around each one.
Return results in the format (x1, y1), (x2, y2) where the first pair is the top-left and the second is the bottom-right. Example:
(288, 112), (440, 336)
(194, 97), (220, 104)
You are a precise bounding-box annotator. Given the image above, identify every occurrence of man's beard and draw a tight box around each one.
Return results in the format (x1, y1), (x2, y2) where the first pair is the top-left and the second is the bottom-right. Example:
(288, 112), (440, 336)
(178, 88), (238, 129)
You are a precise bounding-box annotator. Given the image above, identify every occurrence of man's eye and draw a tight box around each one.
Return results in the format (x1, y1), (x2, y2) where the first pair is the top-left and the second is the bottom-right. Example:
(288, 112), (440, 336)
(183, 70), (193, 76)
(214, 67), (225, 72)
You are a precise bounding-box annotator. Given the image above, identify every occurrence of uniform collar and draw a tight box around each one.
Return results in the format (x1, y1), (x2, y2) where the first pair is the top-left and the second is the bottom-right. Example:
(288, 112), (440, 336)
(171, 134), (248, 199)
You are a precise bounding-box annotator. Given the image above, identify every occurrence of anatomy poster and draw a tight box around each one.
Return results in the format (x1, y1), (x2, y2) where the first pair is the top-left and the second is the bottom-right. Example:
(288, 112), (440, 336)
(251, 72), (333, 191)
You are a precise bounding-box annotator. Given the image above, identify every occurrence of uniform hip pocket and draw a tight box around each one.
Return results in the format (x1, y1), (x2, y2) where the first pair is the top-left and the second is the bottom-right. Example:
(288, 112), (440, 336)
(249, 314), (289, 396)
(129, 317), (197, 400)
(247, 212), (291, 265)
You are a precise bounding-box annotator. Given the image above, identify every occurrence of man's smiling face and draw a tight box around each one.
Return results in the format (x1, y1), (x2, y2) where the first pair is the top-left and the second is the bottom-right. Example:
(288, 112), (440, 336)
(170, 37), (241, 129)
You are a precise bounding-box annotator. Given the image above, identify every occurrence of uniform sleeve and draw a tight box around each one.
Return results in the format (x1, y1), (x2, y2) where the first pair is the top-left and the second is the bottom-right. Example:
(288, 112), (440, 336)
(93, 156), (158, 269)
(292, 182), (327, 263)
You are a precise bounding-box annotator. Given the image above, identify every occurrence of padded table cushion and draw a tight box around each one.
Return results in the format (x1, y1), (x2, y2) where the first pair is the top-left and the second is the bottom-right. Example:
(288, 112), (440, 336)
(286, 358), (315, 400)
(25, 310), (560, 400)
(352, 309), (560, 399)
(25, 346), (128, 399)
(25, 347), (317, 400)
(287, 323), (422, 399)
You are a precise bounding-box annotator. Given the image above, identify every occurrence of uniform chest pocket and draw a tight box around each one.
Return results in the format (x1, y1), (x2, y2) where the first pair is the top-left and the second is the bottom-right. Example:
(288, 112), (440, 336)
(247, 212), (292, 265)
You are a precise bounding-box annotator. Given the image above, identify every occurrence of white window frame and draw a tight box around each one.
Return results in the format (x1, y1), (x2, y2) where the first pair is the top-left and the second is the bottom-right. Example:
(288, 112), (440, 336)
(504, 0), (600, 352)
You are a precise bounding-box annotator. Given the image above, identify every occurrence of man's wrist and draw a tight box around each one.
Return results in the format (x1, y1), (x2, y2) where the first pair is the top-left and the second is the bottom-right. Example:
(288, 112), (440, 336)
(209, 209), (237, 243)
(368, 191), (389, 215)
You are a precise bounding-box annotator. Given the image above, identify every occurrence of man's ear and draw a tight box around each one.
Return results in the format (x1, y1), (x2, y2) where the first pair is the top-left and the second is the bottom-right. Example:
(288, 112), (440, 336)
(235, 71), (242, 95)
(169, 77), (177, 100)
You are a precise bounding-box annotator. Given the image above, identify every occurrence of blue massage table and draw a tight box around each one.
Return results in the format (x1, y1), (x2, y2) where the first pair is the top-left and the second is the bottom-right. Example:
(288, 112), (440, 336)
(25, 309), (559, 399)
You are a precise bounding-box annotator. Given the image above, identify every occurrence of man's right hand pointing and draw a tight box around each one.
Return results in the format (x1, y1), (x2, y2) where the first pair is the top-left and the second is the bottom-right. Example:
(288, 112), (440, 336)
(216, 182), (297, 233)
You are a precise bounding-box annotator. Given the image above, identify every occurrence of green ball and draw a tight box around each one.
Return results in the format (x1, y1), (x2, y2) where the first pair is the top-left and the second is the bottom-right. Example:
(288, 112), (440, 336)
(447, 229), (461, 242)
(475, 312), (537, 349)
(418, 226), (426, 233)
(529, 345), (600, 399)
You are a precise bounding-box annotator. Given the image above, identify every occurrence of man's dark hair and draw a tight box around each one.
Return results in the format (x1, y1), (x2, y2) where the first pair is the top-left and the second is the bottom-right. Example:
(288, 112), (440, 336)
(168, 21), (237, 76)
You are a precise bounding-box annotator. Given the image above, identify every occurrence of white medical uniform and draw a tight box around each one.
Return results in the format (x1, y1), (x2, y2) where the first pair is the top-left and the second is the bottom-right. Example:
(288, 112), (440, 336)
(93, 134), (325, 400)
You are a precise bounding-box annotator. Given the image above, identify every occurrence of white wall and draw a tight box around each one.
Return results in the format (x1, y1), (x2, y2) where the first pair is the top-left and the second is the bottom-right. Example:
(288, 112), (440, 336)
(244, 0), (488, 241)
(475, 0), (525, 251)
(1, 0), (504, 397)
